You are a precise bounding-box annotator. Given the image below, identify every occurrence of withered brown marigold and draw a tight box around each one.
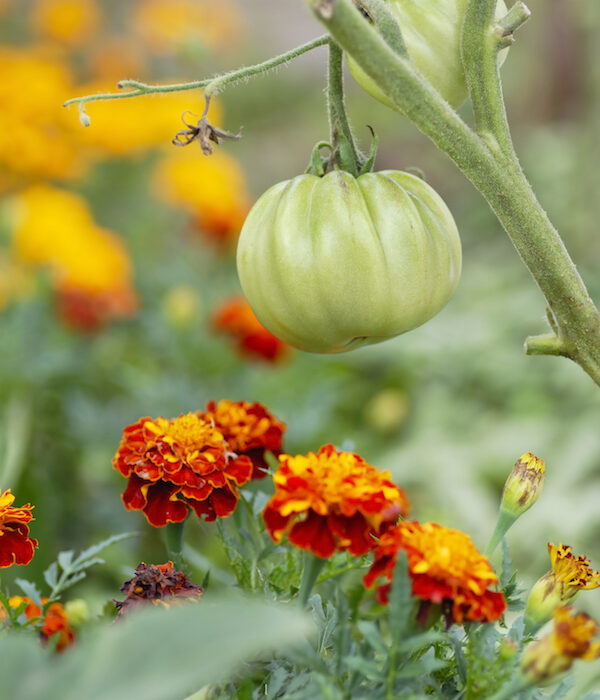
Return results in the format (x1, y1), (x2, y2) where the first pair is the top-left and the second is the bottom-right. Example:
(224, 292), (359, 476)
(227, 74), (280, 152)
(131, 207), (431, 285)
(202, 399), (286, 479)
(0, 488), (38, 568)
(113, 412), (253, 527)
(364, 521), (506, 625)
(114, 561), (203, 617)
(262, 444), (410, 559)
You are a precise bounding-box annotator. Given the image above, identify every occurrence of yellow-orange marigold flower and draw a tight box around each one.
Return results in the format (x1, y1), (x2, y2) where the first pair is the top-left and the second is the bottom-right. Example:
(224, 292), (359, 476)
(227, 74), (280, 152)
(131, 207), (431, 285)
(521, 606), (600, 684)
(115, 561), (203, 617)
(152, 147), (250, 245)
(0, 488), (38, 568)
(212, 296), (290, 363)
(5, 596), (74, 652)
(31, 0), (101, 48)
(364, 521), (506, 625)
(133, 0), (243, 55)
(525, 542), (600, 629)
(113, 412), (253, 527)
(263, 444), (409, 559)
(202, 399), (286, 480)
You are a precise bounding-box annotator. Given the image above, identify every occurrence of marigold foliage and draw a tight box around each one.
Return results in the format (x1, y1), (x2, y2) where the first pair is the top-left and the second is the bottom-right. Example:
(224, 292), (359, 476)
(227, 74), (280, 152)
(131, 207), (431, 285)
(202, 399), (286, 479)
(113, 412), (253, 527)
(364, 521), (506, 624)
(6, 596), (75, 652)
(114, 561), (203, 617)
(263, 444), (410, 559)
(212, 296), (289, 362)
(0, 489), (38, 568)
(521, 606), (600, 684)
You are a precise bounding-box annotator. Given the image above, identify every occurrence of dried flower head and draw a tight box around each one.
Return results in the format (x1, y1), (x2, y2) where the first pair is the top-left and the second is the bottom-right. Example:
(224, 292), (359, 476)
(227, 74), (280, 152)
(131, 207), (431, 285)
(113, 412), (253, 527)
(202, 399), (286, 479)
(521, 606), (600, 684)
(263, 444), (410, 559)
(0, 488), (38, 568)
(525, 542), (600, 629)
(115, 561), (203, 617)
(364, 521), (506, 625)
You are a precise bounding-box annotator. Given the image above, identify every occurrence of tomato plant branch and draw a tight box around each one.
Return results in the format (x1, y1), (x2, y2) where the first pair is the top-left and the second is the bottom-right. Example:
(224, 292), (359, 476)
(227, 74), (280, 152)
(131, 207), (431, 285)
(305, 0), (600, 387)
(63, 34), (329, 112)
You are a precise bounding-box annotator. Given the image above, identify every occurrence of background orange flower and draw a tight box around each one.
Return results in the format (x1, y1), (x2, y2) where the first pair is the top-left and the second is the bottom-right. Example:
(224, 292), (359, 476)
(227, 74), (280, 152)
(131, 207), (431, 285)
(113, 412), (253, 526)
(5, 596), (75, 652)
(263, 444), (410, 559)
(364, 521), (506, 625)
(0, 489), (38, 568)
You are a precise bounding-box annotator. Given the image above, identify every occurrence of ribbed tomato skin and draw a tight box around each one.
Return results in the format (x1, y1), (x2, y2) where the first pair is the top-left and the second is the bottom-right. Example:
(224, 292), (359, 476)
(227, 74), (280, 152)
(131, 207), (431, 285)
(236, 170), (461, 353)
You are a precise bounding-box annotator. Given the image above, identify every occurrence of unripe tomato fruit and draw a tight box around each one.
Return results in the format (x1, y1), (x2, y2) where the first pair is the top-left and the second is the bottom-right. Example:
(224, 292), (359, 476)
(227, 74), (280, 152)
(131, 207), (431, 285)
(347, 0), (508, 110)
(236, 170), (461, 353)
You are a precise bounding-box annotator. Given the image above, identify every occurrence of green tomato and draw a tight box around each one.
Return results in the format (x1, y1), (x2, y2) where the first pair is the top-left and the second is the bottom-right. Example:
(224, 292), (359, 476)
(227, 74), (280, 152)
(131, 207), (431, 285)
(347, 0), (508, 110)
(236, 170), (461, 354)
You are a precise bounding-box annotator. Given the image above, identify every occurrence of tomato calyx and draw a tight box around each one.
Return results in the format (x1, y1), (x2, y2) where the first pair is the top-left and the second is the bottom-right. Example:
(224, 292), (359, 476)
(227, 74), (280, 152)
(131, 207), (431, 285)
(305, 125), (378, 178)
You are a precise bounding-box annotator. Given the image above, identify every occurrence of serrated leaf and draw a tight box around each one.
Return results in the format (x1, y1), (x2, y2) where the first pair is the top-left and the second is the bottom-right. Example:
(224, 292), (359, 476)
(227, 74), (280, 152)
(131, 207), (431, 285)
(343, 655), (384, 679)
(5, 594), (313, 700)
(14, 579), (43, 610)
(356, 620), (388, 656)
(57, 550), (74, 573)
(69, 556), (105, 575)
(395, 655), (447, 678)
(71, 532), (137, 568)
(388, 551), (414, 645)
(396, 630), (446, 653)
(43, 562), (58, 589)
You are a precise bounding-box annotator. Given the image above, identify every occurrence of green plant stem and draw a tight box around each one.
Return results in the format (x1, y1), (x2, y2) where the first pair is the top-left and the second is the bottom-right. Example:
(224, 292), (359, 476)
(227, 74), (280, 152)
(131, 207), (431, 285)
(484, 509), (517, 558)
(165, 520), (187, 571)
(298, 552), (326, 607)
(0, 393), (31, 489)
(304, 0), (600, 387)
(64, 35), (329, 109)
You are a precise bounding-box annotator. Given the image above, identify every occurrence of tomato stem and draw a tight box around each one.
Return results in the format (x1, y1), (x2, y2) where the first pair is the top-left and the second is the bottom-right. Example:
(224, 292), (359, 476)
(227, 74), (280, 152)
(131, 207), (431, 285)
(305, 0), (600, 387)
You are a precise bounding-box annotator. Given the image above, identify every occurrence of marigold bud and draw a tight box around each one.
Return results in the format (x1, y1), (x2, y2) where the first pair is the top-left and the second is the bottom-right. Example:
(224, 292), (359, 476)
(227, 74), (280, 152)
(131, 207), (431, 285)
(64, 599), (89, 626)
(500, 452), (545, 518)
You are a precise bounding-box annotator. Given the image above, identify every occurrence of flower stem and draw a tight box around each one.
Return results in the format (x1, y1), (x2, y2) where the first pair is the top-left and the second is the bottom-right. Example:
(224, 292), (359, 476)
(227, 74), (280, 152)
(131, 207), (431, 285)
(304, 0), (600, 387)
(298, 552), (326, 607)
(484, 509), (517, 558)
(165, 520), (187, 572)
(64, 35), (329, 110)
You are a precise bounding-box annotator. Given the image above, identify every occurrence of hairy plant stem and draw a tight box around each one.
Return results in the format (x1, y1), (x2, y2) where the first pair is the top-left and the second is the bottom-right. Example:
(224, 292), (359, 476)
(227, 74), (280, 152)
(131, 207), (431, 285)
(305, 0), (600, 387)
(64, 34), (329, 110)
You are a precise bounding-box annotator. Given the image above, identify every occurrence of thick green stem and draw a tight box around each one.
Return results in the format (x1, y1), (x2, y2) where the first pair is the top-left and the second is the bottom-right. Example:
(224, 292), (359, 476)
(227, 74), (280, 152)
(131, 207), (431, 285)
(298, 552), (326, 607)
(484, 509), (517, 558)
(165, 520), (187, 572)
(64, 35), (329, 110)
(305, 0), (600, 387)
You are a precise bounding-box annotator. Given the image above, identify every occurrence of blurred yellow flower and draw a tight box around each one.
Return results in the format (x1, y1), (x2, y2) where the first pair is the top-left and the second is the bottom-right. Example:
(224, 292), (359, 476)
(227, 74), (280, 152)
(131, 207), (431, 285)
(12, 185), (138, 329)
(152, 147), (250, 244)
(72, 82), (222, 156)
(0, 253), (33, 312)
(133, 0), (244, 55)
(0, 46), (86, 191)
(31, 0), (101, 48)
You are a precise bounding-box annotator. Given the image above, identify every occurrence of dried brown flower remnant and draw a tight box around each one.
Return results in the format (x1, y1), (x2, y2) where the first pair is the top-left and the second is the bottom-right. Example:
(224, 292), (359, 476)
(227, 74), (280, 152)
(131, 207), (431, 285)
(115, 561), (203, 617)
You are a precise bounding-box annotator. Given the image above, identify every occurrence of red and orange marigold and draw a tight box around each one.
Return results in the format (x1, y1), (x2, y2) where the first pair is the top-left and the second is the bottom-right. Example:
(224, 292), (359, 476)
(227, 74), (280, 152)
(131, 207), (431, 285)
(212, 296), (290, 363)
(0, 488), (38, 568)
(262, 444), (409, 559)
(6, 596), (75, 652)
(202, 399), (286, 480)
(364, 521), (506, 625)
(113, 413), (253, 527)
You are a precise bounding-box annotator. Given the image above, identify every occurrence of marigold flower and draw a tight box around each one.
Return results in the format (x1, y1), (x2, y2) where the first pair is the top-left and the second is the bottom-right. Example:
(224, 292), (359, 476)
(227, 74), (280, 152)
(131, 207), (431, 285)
(31, 0), (101, 47)
(6, 596), (75, 652)
(364, 521), (506, 625)
(521, 606), (600, 685)
(212, 296), (290, 363)
(152, 148), (250, 245)
(202, 400), (286, 480)
(113, 412), (253, 527)
(133, 0), (244, 55)
(0, 489), (38, 568)
(263, 444), (409, 559)
(501, 452), (545, 518)
(525, 542), (600, 630)
(114, 561), (203, 617)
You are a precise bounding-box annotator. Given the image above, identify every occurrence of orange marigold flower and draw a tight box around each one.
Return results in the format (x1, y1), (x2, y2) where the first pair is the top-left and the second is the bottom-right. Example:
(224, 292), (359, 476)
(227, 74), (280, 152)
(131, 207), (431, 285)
(0, 489), (38, 568)
(113, 413), (253, 527)
(262, 444), (409, 559)
(202, 399), (286, 480)
(364, 521), (506, 625)
(31, 0), (102, 48)
(212, 296), (290, 363)
(7, 596), (75, 652)
(114, 561), (203, 617)
(525, 543), (600, 629)
(56, 283), (138, 331)
(521, 606), (600, 684)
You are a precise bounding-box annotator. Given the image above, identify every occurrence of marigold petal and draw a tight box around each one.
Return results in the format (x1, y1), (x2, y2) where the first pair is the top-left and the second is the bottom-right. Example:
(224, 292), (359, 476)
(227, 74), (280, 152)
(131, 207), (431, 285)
(288, 512), (337, 559)
(142, 483), (189, 527)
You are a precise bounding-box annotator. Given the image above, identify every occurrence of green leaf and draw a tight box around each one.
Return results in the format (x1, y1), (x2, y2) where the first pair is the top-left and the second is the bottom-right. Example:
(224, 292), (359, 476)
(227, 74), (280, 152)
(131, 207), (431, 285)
(71, 532), (137, 568)
(3, 594), (312, 700)
(14, 579), (43, 610)
(57, 550), (74, 573)
(43, 562), (58, 589)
